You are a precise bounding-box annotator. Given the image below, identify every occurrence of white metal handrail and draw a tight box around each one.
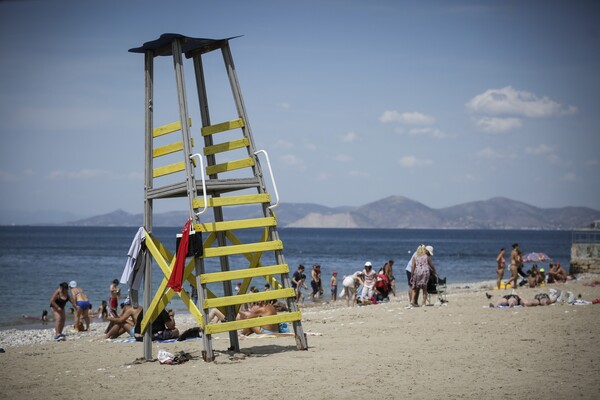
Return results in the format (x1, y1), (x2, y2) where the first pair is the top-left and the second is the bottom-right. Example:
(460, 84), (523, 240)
(190, 153), (208, 216)
(254, 149), (280, 209)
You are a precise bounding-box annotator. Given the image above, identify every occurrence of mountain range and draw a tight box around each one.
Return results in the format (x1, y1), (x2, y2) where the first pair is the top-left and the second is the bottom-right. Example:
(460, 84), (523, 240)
(63, 196), (600, 230)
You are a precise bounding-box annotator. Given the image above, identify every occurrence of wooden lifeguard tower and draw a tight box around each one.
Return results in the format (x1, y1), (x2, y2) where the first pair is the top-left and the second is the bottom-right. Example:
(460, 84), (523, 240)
(128, 34), (308, 361)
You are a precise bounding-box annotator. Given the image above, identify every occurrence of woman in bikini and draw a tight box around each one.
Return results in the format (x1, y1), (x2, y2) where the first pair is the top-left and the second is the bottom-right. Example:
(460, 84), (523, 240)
(505, 243), (520, 289)
(496, 248), (506, 290)
(69, 281), (91, 332)
(49, 282), (74, 341)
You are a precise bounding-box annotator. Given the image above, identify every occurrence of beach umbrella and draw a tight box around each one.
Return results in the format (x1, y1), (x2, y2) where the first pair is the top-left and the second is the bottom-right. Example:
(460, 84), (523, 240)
(522, 252), (552, 263)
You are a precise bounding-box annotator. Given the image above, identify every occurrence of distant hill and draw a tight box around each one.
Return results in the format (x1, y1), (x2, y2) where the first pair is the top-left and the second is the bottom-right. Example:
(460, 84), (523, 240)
(63, 196), (600, 230)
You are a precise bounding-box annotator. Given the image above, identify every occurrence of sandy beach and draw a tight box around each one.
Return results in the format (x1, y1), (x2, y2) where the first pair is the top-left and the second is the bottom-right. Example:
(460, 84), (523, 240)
(1, 277), (599, 400)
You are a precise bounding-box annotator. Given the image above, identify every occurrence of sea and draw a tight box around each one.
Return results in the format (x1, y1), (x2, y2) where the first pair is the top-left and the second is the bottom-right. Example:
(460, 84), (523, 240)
(0, 226), (574, 328)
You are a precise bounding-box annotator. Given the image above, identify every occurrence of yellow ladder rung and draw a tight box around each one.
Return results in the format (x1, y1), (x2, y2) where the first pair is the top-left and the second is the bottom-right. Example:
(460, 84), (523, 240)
(153, 158), (196, 178)
(203, 240), (283, 258)
(194, 217), (276, 233)
(204, 288), (296, 309)
(153, 118), (192, 138)
(201, 118), (244, 136)
(204, 138), (249, 156)
(153, 138), (194, 158)
(204, 311), (301, 335)
(200, 264), (289, 284)
(153, 162), (186, 178)
(193, 193), (270, 209)
(206, 157), (254, 175)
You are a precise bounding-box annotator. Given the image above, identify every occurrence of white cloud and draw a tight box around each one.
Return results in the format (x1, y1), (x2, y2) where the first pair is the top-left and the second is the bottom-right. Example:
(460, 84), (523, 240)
(467, 86), (577, 118)
(0, 169), (18, 182)
(475, 117), (522, 133)
(341, 131), (358, 143)
(278, 102), (290, 109)
(279, 154), (306, 170)
(560, 172), (578, 182)
(379, 110), (436, 125)
(525, 144), (554, 155)
(475, 147), (514, 159)
(316, 172), (331, 181)
(398, 155), (433, 168)
(334, 154), (352, 162)
(408, 127), (453, 139)
(47, 169), (111, 180)
(348, 170), (370, 177)
(274, 139), (294, 149)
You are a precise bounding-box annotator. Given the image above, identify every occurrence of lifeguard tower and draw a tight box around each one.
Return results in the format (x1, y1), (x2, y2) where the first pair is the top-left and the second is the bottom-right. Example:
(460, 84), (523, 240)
(128, 34), (308, 361)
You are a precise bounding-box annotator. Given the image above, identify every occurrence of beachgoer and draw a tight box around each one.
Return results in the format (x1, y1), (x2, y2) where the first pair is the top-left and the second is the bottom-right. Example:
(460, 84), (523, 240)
(489, 294), (527, 308)
(382, 260), (396, 296)
(505, 243), (521, 289)
(104, 300), (142, 339)
(342, 271), (364, 307)
(234, 281), (241, 294)
(360, 262), (376, 303)
(238, 303), (279, 335)
(410, 245), (437, 307)
(527, 264), (543, 288)
(41, 309), (48, 325)
(516, 249), (528, 286)
(330, 272), (338, 302)
(133, 308), (180, 341)
(374, 272), (390, 301)
(406, 246), (433, 305)
(96, 300), (108, 320)
(496, 248), (506, 289)
(310, 264), (322, 300)
(69, 281), (90, 332)
(109, 279), (120, 317)
(208, 308), (227, 323)
(292, 265), (306, 302)
(548, 262), (567, 283)
(49, 282), (74, 341)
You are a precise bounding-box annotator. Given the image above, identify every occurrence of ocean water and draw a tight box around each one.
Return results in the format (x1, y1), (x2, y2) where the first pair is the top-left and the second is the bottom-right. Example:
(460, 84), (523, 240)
(0, 226), (573, 327)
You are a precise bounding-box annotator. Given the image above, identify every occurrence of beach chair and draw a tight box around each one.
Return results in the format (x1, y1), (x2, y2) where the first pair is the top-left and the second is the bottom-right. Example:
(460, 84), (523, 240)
(426, 275), (447, 305)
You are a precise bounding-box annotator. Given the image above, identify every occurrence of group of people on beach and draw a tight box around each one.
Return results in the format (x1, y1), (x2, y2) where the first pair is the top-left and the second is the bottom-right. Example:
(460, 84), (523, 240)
(496, 243), (571, 291)
(290, 243), (439, 309)
(48, 278), (123, 341)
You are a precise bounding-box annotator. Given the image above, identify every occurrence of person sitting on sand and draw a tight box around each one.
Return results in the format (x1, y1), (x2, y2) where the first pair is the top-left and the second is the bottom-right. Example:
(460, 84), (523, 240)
(104, 299), (142, 339)
(133, 308), (179, 341)
(342, 271), (364, 307)
(548, 262), (568, 283)
(237, 303), (279, 335)
(49, 282), (75, 341)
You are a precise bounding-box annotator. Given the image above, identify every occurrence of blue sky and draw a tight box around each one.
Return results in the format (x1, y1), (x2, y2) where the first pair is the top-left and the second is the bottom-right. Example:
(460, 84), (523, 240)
(1, 0), (599, 223)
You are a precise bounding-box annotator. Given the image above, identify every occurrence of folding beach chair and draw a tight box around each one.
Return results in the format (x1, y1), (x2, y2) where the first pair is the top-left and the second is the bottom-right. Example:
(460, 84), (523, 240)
(426, 275), (448, 305)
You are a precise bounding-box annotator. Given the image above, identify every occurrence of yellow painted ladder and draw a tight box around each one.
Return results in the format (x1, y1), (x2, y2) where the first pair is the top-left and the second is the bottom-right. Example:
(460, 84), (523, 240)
(129, 34), (307, 361)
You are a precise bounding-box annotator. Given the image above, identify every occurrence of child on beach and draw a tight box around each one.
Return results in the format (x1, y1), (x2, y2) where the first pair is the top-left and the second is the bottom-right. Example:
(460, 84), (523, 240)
(330, 272), (338, 302)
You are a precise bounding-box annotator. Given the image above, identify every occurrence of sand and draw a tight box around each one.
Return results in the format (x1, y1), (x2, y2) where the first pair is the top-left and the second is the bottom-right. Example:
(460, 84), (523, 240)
(1, 278), (599, 400)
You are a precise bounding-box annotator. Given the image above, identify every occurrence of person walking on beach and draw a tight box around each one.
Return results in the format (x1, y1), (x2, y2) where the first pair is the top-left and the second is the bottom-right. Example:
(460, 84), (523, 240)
(69, 281), (90, 332)
(496, 248), (506, 290)
(410, 245), (437, 307)
(49, 282), (74, 341)
(406, 246), (433, 305)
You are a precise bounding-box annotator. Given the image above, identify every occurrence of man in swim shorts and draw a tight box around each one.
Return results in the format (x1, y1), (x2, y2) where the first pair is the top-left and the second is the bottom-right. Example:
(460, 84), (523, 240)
(238, 303), (279, 335)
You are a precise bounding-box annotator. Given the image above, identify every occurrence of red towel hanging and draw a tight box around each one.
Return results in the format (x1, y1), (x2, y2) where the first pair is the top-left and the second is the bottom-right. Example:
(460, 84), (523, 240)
(167, 219), (191, 292)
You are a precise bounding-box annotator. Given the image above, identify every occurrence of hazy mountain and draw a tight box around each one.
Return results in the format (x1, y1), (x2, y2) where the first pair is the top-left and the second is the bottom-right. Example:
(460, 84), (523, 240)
(59, 196), (600, 230)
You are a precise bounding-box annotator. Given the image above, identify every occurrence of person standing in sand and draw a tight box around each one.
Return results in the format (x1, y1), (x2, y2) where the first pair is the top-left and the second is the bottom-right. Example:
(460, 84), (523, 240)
(69, 281), (90, 332)
(330, 272), (338, 302)
(360, 262), (376, 303)
(310, 264), (322, 300)
(49, 282), (74, 341)
(505, 243), (521, 289)
(496, 248), (506, 289)
(109, 279), (120, 317)
(410, 245), (437, 307)
(342, 271), (364, 306)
